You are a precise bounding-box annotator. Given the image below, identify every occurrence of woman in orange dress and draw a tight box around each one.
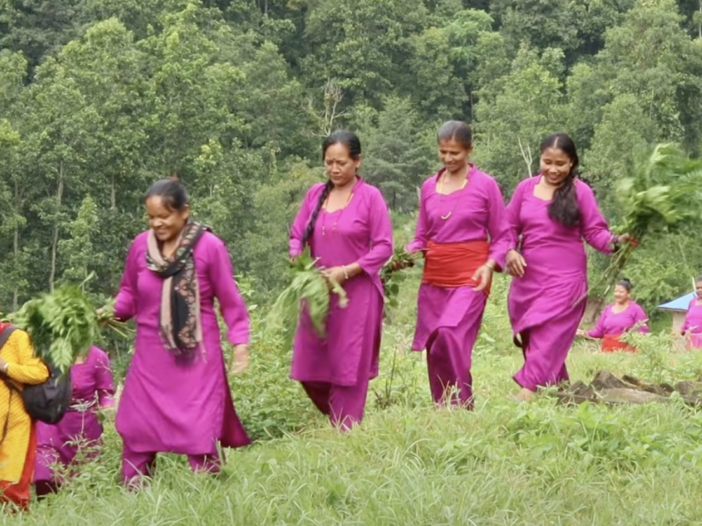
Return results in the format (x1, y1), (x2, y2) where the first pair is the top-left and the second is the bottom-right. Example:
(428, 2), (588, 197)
(0, 323), (49, 510)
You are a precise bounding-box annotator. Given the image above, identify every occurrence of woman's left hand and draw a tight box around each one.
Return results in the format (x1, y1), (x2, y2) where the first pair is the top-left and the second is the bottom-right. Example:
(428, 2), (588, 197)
(0, 357), (8, 374)
(617, 233), (639, 247)
(322, 267), (347, 287)
(472, 264), (493, 292)
(229, 344), (249, 375)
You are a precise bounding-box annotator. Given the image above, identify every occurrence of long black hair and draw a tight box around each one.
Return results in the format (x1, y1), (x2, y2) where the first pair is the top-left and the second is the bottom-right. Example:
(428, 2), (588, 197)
(300, 130), (362, 246)
(145, 177), (189, 212)
(541, 133), (580, 227)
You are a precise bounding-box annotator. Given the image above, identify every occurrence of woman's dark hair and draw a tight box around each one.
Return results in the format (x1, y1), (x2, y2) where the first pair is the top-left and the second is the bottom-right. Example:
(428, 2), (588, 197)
(145, 177), (189, 212)
(696, 276), (702, 284)
(541, 133), (580, 227)
(437, 120), (473, 150)
(617, 278), (632, 292)
(301, 130), (362, 246)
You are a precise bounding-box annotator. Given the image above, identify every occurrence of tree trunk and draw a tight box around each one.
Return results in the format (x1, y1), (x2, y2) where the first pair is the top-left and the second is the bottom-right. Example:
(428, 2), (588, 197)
(49, 163), (65, 292)
(111, 174), (117, 210)
(12, 180), (20, 310)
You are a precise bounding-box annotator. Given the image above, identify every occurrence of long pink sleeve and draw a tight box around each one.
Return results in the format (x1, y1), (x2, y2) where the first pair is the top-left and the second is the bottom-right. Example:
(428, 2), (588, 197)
(587, 307), (609, 339)
(577, 182), (617, 254)
(406, 187), (429, 253)
(681, 299), (696, 333)
(633, 303), (650, 334)
(485, 178), (510, 270)
(209, 237), (250, 346)
(289, 185), (321, 258)
(94, 349), (116, 408)
(357, 189), (393, 276)
(505, 180), (527, 251)
(114, 238), (140, 321)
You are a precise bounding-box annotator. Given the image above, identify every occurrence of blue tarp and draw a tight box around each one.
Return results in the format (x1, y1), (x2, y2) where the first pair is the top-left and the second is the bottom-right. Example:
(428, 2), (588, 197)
(658, 292), (695, 311)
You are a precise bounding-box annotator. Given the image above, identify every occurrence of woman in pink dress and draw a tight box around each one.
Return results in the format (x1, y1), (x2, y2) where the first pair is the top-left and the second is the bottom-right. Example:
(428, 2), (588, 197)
(576, 279), (649, 352)
(405, 121), (510, 408)
(289, 130), (393, 430)
(34, 345), (115, 496)
(505, 133), (634, 402)
(681, 277), (702, 349)
(113, 178), (251, 485)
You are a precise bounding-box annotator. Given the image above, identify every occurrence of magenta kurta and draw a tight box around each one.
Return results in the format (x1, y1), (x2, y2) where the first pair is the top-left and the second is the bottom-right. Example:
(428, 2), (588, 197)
(34, 346), (115, 485)
(507, 177), (617, 391)
(681, 298), (702, 348)
(114, 231), (251, 469)
(587, 302), (649, 338)
(289, 178), (393, 425)
(406, 166), (510, 406)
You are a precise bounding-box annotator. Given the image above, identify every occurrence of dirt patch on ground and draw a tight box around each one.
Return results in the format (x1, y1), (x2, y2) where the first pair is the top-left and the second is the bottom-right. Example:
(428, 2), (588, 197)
(555, 370), (702, 406)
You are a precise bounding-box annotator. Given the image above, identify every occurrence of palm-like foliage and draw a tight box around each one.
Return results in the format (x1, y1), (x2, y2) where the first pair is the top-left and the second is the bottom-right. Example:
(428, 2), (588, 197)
(599, 143), (702, 294)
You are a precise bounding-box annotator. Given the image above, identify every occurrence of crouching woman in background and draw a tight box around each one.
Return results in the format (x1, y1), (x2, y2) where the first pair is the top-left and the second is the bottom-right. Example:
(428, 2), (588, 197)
(33, 345), (116, 497)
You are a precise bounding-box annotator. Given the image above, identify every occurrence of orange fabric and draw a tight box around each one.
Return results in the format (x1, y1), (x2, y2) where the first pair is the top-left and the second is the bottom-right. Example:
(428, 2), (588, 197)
(422, 240), (491, 293)
(0, 423), (36, 510)
(601, 335), (636, 353)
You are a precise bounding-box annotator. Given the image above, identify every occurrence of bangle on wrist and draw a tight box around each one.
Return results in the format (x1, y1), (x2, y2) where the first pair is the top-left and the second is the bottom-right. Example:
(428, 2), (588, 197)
(2, 363), (8, 374)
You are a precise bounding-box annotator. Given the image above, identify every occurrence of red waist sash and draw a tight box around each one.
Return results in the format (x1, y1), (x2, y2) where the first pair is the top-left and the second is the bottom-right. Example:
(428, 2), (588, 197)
(422, 240), (491, 293)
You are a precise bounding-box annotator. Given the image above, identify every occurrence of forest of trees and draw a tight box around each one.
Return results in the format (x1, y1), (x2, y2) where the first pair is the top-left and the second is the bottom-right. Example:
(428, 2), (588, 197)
(1, 0), (701, 313)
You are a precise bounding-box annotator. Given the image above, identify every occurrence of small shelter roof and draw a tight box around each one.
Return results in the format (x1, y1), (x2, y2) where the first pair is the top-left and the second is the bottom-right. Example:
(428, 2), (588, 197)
(658, 292), (695, 311)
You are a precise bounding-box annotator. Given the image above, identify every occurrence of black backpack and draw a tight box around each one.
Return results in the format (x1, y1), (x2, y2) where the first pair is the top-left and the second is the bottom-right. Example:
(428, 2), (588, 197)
(0, 326), (72, 424)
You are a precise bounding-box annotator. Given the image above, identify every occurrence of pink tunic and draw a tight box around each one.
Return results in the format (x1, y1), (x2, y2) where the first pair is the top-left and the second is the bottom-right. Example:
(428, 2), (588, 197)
(507, 177), (617, 391)
(681, 298), (702, 348)
(406, 166), (511, 351)
(289, 178), (393, 386)
(587, 302), (649, 338)
(114, 231), (251, 455)
(34, 346), (115, 482)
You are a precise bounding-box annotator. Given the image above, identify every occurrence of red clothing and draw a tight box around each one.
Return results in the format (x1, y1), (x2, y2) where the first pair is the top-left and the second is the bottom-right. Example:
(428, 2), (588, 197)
(422, 240), (491, 294)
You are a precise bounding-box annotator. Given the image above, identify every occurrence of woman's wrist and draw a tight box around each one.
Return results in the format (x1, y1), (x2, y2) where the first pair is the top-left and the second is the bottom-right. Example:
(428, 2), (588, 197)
(345, 262), (362, 278)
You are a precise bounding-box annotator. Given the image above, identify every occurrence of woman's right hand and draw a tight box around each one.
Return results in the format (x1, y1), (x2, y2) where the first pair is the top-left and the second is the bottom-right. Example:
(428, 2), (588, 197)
(506, 249), (527, 277)
(576, 329), (586, 338)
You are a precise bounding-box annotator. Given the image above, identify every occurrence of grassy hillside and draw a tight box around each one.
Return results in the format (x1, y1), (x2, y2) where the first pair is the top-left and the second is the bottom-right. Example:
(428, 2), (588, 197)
(5, 274), (702, 525)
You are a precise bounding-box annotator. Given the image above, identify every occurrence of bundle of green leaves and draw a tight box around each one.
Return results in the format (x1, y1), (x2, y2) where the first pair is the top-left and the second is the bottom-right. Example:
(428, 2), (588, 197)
(380, 248), (418, 309)
(600, 143), (702, 294)
(269, 248), (348, 340)
(6, 286), (128, 373)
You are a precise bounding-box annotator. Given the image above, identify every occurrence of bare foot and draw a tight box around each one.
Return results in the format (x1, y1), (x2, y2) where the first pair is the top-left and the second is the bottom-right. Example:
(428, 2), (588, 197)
(515, 388), (535, 403)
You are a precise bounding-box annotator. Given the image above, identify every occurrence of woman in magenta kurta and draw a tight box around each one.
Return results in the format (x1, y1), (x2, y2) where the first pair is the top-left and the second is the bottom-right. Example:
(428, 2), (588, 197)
(34, 345), (115, 496)
(505, 133), (633, 402)
(576, 279), (649, 352)
(289, 130), (393, 430)
(113, 178), (251, 484)
(406, 121), (510, 408)
(681, 277), (702, 348)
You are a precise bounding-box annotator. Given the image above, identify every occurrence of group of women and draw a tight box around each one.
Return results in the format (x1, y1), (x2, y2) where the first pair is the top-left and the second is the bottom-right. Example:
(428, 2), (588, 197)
(0, 120), (676, 510)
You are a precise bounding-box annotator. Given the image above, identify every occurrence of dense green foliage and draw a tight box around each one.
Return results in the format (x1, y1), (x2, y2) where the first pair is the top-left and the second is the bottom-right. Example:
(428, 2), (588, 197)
(2, 0), (702, 317)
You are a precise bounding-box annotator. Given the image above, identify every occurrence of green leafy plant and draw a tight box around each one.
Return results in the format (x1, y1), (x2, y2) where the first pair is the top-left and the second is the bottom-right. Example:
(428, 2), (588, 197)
(268, 248), (348, 339)
(597, 143), (702, 295)
(380, 248), (418, 309)
(5, 285), (129, 373)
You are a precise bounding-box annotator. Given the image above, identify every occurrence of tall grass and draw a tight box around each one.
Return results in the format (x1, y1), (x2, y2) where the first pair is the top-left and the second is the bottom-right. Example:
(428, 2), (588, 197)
(4, 274), (702, 525)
